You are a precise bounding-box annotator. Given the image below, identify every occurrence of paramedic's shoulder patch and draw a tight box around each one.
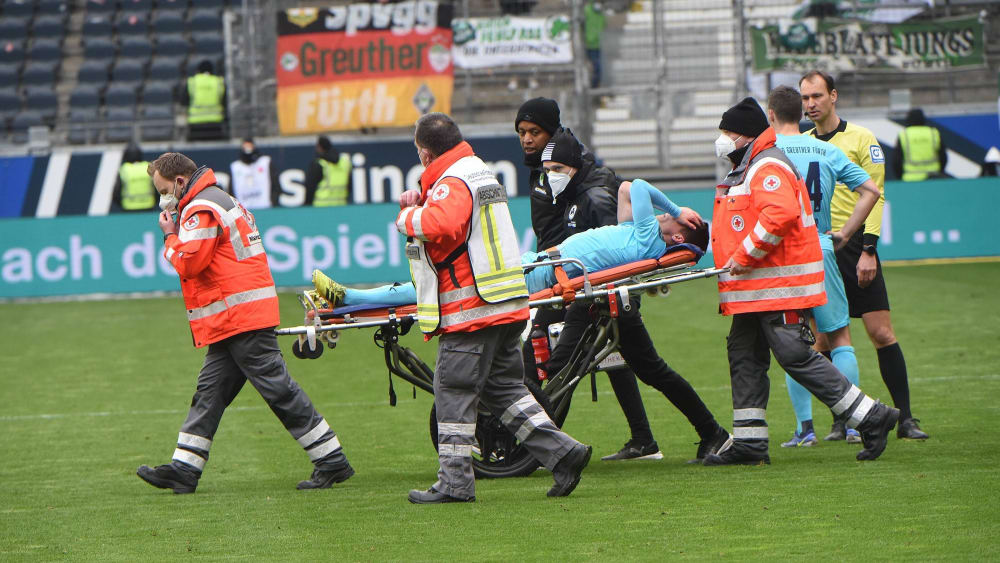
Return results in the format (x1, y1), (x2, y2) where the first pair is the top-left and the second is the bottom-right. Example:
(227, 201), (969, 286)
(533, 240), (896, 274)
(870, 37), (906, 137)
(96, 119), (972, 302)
(431, 184), (450, 201)
(762, 175), (781, 191)
(477, 184), (507, 205)
(869, 144), (885, 164)
(183, 214), (200, 230)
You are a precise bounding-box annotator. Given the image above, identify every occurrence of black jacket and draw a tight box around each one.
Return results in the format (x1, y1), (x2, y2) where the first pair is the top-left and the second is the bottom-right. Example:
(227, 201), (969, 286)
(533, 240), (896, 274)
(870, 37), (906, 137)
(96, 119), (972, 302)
(528, 147), (621, 250)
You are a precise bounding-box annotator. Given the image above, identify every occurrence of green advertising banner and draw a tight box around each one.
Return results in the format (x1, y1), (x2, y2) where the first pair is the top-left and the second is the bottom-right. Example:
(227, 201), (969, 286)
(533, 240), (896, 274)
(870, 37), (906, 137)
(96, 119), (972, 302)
(750, 15), (985, 73)
(2, 182), (997, 299)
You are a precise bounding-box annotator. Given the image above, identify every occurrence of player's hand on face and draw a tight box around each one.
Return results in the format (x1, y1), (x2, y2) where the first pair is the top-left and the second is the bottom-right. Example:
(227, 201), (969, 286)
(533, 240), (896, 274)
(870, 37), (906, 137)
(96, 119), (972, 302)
(399, 189), (422, 209)
(158, 210), (176, 235)
(676, 207), (703, 230)
(857, 253), (877, 287)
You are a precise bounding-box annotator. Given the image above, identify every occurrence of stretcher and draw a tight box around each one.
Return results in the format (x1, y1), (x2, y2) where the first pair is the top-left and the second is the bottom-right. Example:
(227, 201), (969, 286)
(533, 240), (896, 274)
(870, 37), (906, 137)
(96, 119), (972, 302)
(275, 243), (726, 478)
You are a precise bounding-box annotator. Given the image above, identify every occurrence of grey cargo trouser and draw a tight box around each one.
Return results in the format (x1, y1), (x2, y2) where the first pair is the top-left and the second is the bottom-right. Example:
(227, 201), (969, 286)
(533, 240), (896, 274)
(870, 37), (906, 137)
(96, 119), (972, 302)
(726, 311), (878, 456)
(169, 328), (348, 478)
(433, 320), (580, 500)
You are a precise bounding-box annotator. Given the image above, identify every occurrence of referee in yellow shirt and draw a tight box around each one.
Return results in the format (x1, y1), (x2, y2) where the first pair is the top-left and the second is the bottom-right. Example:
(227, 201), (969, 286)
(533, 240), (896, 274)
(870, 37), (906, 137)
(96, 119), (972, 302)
(799, 70), (929, 441)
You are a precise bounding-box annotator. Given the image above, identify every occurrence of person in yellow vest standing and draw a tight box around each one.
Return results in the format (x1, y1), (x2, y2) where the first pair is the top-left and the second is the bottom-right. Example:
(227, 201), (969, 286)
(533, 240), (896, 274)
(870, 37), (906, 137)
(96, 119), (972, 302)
(305, 136), (352, 207)
(892, 108), (947, 181)
(113, 141), (156, 212)
(183, 60), (226, 141)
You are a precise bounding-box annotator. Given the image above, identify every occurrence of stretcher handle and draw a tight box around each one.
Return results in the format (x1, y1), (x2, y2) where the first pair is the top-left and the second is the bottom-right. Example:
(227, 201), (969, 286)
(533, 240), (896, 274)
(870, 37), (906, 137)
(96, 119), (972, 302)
(527, 267), (729, 309)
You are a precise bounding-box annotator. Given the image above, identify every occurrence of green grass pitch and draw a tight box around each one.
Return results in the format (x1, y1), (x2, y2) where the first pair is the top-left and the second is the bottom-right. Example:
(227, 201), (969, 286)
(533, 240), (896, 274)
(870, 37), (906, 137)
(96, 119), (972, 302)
(2, 262), (998, 561)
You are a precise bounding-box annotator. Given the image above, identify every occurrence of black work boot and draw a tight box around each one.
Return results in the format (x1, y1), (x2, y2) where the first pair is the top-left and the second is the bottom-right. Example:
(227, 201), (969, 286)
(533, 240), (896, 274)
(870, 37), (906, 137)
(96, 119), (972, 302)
(548, 444), (592, 497)
(407, 487), (474, 504)
(137, 464), (198, 494)
(297, 464), (355, 490)
(824, 420), (846, 441)
(856, 402), (900, 461)
(703, 440), (770, 466)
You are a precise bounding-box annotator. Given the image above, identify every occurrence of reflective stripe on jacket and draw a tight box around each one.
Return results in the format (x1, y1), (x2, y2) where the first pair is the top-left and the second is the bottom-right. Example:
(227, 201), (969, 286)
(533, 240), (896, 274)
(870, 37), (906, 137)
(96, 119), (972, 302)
(163, 167), (279, 347)
(713, 128), (826, 315)
(119, 161), (155, 210)
(187, 73), (225, 124)
(899, 125), (941, 181)
(314, 154), (351, 206)
(396, 141), (529, 335)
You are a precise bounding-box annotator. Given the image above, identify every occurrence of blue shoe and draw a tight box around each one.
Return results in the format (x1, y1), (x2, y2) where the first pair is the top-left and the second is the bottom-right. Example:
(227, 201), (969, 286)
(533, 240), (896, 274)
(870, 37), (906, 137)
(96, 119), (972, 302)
(780, 431), (818, 448)
(846, 428), (862, 444)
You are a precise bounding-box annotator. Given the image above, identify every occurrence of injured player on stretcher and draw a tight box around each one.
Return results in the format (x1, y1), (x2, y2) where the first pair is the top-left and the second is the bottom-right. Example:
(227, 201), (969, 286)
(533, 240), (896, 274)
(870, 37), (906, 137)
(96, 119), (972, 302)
(310, 179), (710, 308)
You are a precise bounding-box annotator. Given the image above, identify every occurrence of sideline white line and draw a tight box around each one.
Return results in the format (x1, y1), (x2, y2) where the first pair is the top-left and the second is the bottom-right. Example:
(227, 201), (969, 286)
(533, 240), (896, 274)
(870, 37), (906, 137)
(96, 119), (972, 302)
(3, 374), (996, 423)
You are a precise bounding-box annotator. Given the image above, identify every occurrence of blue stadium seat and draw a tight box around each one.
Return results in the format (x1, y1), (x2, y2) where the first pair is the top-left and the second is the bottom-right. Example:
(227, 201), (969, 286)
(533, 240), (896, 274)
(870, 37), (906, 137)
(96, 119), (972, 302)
(104, 82), (137, 106)
(38, 0), (70, 14)
(10, 110), (44, 143)
(0, 87), (19, 119)
(111, 58), (145, 83)
(120, 37), (153, 59)
(141, 104), (175, 141)
(188, 9), (221, 32)
(27, 38), (63, 62)
(84, 37), (116, 59)
(192, 36), (224, 58)
(24, 86), (57, 121)
(77, 59), (111, 85)
(0, 62), (18, 84)
(2, 0), (35, 18)
(105, 105), (136, 142)
(197, 0), (227, 9)
(20, 60), (58, 86)
(155, 33), (189, 57)
(0, 17), (30, 42)
(82, 14), (113, 36)
(148, 55), (184, 82)
(67, 106), (101, 144)
(116, 11), (149, 37)
(32, 15), (67, 39)
(142, 80), (174, 105)
(70, 84), (101, 108)
(151, 11), (185, 33)
(156, 0), (187, 12)
(0, 39), (25, 65)
(84, 0), (118, 14)
(119, 0), (152, 10)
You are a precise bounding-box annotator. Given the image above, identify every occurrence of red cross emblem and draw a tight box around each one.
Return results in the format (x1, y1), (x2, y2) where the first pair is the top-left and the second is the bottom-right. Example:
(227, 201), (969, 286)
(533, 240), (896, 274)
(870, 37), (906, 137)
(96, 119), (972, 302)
(731, 214), (745, 232)
(763, 175), (781, 191)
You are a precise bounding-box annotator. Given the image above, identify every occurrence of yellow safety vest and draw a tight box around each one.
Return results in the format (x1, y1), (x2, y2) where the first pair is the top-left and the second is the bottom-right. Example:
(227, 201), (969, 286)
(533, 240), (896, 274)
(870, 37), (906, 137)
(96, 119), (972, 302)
(187, 73), (225, 124)
(119, 161), (155, 210)
(314, 154), (351, 207)
(899, 125), (941, 182)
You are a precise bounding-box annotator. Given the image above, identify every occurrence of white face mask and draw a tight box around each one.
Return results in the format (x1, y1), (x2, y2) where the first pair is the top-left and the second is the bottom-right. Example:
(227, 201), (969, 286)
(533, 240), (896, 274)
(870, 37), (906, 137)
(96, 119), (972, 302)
(547, 171), (571, 199)
(158, 193), (178, 211)
(715, 134), (741, 159)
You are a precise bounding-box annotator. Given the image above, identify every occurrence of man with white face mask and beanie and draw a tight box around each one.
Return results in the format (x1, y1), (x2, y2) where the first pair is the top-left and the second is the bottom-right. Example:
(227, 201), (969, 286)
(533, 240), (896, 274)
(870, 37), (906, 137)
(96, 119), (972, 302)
(136, 152), (354, 494)
(229, 138), (279, 209)
(705, 97), (899, 466)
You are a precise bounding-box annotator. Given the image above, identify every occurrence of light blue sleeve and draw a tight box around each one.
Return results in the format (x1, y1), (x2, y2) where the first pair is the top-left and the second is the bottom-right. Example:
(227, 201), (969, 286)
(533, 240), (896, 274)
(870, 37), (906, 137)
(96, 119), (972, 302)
(830, 145), (871, 190)
(630, 179), (681, 220)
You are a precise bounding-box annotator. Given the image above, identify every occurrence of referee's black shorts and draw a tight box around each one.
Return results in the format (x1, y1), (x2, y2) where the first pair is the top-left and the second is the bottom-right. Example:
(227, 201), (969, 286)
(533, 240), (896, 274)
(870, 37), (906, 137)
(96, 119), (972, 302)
(835, 230), (890, 318)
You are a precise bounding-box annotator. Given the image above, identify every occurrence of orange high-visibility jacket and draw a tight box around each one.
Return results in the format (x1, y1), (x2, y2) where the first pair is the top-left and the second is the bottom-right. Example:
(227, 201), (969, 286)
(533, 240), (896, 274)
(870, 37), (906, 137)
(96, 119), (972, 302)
(712, 128), (826, 315)
(163, 167), (279, 347)
(395, 142), (529, 335)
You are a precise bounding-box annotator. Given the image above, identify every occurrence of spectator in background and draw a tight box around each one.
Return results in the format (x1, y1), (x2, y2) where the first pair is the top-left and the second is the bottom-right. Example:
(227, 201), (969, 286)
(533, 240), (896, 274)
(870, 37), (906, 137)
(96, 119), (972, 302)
(584, 1), (606, 89)
(229, 138), (279, 209)
(892, 108), (947, 181)
(305, 136), (352, 207)
(113, 141), (156, 212)
(183, 60), (226, 141)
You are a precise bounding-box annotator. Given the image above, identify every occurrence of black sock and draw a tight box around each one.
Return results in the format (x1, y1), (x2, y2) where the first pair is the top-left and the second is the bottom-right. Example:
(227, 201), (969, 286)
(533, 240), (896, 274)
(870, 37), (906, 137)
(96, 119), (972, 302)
(801, 419), (814, 435)
(876, 343), (912, 420)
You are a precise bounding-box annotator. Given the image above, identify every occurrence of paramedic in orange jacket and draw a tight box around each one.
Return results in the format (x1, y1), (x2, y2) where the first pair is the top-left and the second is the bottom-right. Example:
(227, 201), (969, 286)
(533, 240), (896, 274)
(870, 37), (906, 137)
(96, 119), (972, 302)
(704, 99), (899, 466)
(398, 113), (591, 504)
(136, 152), (353, 494)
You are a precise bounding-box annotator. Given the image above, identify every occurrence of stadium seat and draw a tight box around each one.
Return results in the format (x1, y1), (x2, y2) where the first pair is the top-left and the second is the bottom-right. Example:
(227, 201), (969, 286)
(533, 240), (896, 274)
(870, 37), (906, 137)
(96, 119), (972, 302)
(119, 0), (152, 10)
(20, 60), (58, 86)
(142, 80), (174, 105)
(67, 106), (101, 144)
(141, 104), (175, 141)
(84, 0), (117, 14)
(188, 9), (222, 32)
(0, 62), (18, 85)
(27, 38), (63, 62)
(155, 33), (189, 57)
(192, 36), (225, 58)
(10, 111), (44, 144)
(120, 37), (153, 60)
(105, 105), (136, 142)
(0, 87), (19, 119)
(148, 55), (184, 82)
(197, 0), (228, 9)
(151, 11), (185, 33)
(111, 58), (145, 83)
(23, 86), (57, 121)
(76, 59), (111, 85)
(84, 37), (116, 59)
(157, 0), (187, 12)
(2, 0), (35, 18)
(105, 83), (137, 107)
(0, 17), (30, 42)
(82, 14), (113, 37)
(38, 0), (70, 13)
(116, 11), (149, 37)
(0, 39), (25, 65)
(70, 84), (101, 108)
(32, 15), (67, 39)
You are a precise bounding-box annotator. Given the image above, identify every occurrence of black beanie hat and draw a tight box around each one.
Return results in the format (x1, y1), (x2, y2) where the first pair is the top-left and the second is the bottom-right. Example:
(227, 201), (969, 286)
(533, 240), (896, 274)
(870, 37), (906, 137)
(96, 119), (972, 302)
(719, 97), (769, 138)
(515, 97), (561, 135)
(540, 129), (583, 169)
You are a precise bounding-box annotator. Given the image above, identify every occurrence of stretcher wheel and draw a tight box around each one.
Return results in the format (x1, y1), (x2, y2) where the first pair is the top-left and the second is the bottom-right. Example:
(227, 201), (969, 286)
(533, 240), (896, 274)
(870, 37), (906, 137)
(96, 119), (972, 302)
(291, 339), (306, 359)
(429, 376), (555, 479)
(292, 338), (324, 360)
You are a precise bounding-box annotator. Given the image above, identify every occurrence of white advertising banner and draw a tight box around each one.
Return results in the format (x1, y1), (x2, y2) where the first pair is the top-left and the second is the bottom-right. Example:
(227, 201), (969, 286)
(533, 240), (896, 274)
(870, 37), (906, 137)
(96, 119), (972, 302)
(451, 15), (573, 69)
